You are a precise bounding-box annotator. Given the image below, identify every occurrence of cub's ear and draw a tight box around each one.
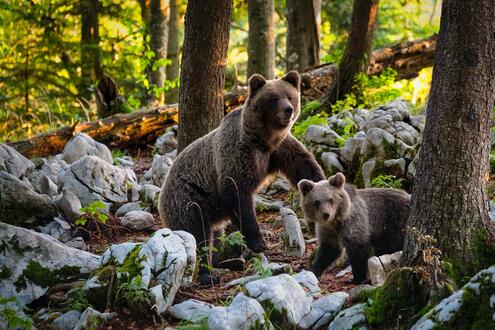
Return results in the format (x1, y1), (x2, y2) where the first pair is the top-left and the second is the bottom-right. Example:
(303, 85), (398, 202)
(248, 74), (267, 97)
(329, 172), (345, 189)
(298, 179), (315, 196)
(282, 71), (300, 90)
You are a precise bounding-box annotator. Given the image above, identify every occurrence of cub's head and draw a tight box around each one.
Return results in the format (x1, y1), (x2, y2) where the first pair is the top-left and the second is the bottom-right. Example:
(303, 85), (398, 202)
(298, 172), (351, 225)
(244, 71), (301, 133)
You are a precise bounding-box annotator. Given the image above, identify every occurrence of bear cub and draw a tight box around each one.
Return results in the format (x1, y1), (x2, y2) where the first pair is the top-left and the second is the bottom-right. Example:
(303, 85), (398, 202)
(159, 71), (325, 284)
(298, 172), (410, 283)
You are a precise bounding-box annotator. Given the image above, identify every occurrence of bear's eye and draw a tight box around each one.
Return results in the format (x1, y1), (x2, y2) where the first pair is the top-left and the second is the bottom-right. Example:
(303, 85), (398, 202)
(287, 95), (292, 101)
(328, 198), (334, 205)
(314, 200), (320, 208)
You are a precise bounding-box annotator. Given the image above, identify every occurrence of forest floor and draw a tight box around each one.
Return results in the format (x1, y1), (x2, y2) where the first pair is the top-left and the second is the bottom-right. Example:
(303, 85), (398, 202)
(35, 147), (356, 330)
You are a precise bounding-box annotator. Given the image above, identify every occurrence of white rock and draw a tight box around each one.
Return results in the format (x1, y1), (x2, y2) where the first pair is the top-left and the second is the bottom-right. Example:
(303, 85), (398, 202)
(141, 184), (162, 208)
(321, 152), (344, 173)
(0, 171), (59, 227)
(0, 143), (35, 178)
(62, 133), (113, 165)
(208, 293), (270, 330)
(361, 158), (376, 188)
(292, 270), (321, 298)
(280, 208), (305, 257)
(120, 210), (155, 230)
(65, 237), (86, 250)
(368, 251), (402, 286)
(52, 310), (81, 330)
(255, 195), (285, 211)
(168, 299), (214, 323)
(58, 155), (130, 206)
(38, 157), (68, 186)
(384, 158), (406, 176)
(73, 307), (114, 330)
(54, 188), (82, 223)
(245, 274), (311, 326)
(305, 125), (341, 147)
(340, 137), (364, 163)
(0, 222), (100, 305)
(155, 131), (178, 155)
(299, 292), (349, 329)
(328, 303), (367, 330)
(27, 171), (59, 196)
(151, 154), (173, 187)
(115, 201), (149, 217)
(150, 284), (167, 315)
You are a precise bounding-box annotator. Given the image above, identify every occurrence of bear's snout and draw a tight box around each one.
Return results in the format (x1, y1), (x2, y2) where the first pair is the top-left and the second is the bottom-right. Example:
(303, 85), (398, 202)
(283, 105), (293, 119)
(322, 212), (330, 220)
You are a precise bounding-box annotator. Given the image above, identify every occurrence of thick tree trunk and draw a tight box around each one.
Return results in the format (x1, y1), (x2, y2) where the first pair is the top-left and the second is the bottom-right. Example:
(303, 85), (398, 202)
(247, 0), (275, 79)
(401, 0), (495, 276)
(165, 0), (182, 103)
(323, 0), (379, 105)
(79, 0), (102, 100)
(286, 0), (320, 72)
(143, 0), (170, 106)
(177, 0), (232, 152)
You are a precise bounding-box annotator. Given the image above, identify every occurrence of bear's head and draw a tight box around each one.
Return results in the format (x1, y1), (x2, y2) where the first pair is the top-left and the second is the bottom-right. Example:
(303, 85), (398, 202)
(242, 71), (301, 145)
(298, 172), (351, 225)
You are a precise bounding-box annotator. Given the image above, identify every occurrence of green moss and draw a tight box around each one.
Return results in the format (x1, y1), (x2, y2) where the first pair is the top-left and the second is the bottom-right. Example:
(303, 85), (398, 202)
(0, 265), (12, 279)
(364, 270), (430, 327)
(14, 260), (80, 291)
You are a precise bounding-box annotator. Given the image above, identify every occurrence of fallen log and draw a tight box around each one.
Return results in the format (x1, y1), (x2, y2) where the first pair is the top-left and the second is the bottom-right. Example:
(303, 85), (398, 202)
(8, 35), (437, 158)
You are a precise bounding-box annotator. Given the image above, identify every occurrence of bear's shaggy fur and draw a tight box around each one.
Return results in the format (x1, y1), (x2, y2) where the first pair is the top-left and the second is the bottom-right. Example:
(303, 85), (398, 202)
(298, 172), (410, 283)
(158, 71), (325, 283)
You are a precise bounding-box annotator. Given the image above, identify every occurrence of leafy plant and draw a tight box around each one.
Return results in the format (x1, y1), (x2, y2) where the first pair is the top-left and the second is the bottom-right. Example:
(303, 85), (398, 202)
(251, 256), (272, 279)
(219, 231), (247, 250)
(370, 175), (405, 189)
(65, 287), (91, 312)
(75, 201), (109, 226)
(115, 276), (152, 315)
(292, 114), (328, 139)
(0, 297), (33, 330)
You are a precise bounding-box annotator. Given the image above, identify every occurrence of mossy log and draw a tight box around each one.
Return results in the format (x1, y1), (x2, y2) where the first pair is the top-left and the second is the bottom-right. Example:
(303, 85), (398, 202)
(8, 35), (436, 159)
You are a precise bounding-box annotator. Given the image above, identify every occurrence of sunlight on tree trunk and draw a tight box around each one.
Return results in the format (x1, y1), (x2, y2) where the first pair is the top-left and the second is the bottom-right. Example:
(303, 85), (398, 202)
(247, 0), (275, 80)
(286, 0), (320, 72)
(177, 0), (232, 153)
(323, 0), (379, 106)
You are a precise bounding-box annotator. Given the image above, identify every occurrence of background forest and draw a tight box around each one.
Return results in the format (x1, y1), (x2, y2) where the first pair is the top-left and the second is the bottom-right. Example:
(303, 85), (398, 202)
(0, 0), (440, 141)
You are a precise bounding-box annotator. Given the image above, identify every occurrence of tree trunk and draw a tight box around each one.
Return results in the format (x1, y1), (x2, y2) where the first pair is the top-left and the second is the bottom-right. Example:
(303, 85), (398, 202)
(401, 0), (495, 277)
(323, 0), (379, 105)
(247, 0), (275, 79)
(142, 0), (170, 106)
(177, 0), (232, 152)
(80, 0), (102, 100)
(286, 0), (320, 72)
(165, 0), (182, 103)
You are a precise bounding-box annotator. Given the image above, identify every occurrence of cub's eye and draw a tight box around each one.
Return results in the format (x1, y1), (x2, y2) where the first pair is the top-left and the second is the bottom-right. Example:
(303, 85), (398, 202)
(287, 95), (292, 101)
(314, 200), (320, 208)
(328, 199), (334, 205)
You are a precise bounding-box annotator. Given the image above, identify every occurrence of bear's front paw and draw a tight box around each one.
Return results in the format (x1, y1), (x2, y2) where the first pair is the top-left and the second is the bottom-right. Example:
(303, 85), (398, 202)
(246, 234), (267, 253)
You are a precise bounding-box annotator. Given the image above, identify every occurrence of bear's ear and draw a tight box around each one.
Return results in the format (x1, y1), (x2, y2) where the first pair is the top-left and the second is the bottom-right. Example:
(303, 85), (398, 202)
(282, 71), (300, 90)
(329, 172), (345, 189)
(248, 74), (267, 96)
(298, 179), (315, 196)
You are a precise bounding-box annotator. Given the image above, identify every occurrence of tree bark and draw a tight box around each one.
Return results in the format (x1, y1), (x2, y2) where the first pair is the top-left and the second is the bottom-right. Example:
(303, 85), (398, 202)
(165, 0), (182, 103)
(402, 0), (495, 276)
(177, 0), (232, 152)
(79, 0), (102, 100)
(142, 0), (170, 106)
(323, 0), (379, 105)
(247, 0), (275, 79)
(286, 0), (320, 72)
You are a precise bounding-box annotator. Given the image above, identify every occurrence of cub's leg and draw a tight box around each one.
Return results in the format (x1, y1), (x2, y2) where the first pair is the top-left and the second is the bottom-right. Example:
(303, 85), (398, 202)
(311, 224), (343, 278)
(346, 243), (372, 284)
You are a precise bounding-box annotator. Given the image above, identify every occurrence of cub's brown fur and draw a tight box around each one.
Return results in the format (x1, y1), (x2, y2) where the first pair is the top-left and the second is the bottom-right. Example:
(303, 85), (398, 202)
(158, 71), (325, 283)
(298, 173), (410, 283)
